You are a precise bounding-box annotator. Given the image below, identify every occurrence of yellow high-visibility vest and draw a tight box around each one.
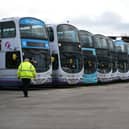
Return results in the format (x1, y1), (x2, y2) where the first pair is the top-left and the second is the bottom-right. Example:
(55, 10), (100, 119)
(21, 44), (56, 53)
(17, 61), (36, 79)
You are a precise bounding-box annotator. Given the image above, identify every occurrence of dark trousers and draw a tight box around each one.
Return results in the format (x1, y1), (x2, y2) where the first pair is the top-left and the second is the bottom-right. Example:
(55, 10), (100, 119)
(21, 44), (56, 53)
(21, 79), (31, 97)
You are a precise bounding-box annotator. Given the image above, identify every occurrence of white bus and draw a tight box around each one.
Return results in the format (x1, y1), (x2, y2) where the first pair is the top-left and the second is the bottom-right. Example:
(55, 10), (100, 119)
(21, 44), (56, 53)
(93, 34), (112, 83)
(0, 17), (52, 87)
(47, 24), (83, 85)
(114, 39), (129, 80)
(122, 37), (129, 80)
(106, 37), (119, 82)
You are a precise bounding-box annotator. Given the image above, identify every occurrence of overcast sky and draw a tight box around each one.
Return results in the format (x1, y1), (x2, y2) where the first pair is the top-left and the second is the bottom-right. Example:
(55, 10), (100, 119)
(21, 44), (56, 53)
(1, 0), (129, 35)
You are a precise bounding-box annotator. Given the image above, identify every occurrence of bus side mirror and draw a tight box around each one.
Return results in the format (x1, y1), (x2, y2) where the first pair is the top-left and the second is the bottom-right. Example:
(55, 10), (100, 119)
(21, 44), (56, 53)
(12, 53), (17, 61)
(70, 58), (73, 64)
(51, 56), (55, 63)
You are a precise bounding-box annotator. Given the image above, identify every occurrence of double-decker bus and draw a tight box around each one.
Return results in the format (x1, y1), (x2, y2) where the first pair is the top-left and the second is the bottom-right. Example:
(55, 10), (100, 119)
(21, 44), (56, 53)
(114, 39), (129, 80)
(122, 36), (129, 79)
(0, 17), (52, 87)
(126, 43), (129, 79)
(79, 30), (97, 84)
(93, 34), (112, 83)
(106, 36), (119, 81)
(47, 24), (83, 85)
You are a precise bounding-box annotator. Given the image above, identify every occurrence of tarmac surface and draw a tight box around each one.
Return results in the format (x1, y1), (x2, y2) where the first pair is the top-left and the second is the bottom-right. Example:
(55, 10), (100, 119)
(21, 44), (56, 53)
(1, 82), (129, 129)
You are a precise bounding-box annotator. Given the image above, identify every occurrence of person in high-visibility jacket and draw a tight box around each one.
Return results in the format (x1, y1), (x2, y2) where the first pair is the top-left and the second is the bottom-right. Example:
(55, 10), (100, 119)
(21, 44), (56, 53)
(17, 57), (36, 97)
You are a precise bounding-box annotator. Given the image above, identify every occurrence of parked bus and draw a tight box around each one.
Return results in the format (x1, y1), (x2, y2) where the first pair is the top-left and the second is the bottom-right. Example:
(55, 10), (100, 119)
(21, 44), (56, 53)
(79, 30), (97, 84)
(122, 36), (129, 79)
(114, 39), (129, 80)
(47, 24), (83, 85)
(93, 34), (112, 83)
(0, 17), (52, 87)
(106, 36), (119, 81)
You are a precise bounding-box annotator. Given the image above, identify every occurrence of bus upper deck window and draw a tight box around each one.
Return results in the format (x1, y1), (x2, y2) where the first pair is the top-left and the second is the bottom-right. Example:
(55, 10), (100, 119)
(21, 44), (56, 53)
(0, 21), (16, 38)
